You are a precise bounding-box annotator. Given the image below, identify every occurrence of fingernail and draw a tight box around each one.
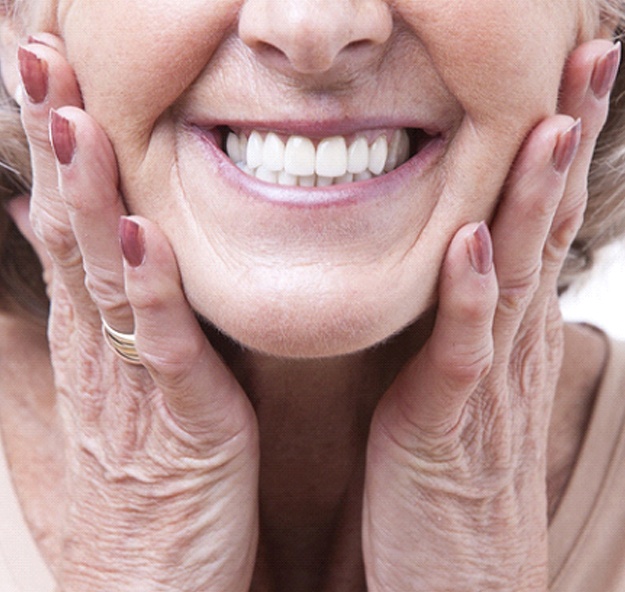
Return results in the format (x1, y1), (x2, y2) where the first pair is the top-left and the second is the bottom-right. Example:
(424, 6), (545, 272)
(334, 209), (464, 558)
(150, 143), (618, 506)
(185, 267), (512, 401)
(17, 46), (48, 104)
(468, 221), (493, 275)
(590, 41), (622, 99)
(552, 119), (581, 173)
(49, 110), (76, 166)
(119, 218), (146, 268)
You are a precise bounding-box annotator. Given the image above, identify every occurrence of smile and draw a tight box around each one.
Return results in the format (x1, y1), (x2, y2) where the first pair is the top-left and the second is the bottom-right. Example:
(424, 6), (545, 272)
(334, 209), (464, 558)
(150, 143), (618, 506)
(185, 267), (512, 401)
(219, 127), (438, 188)
(188, 120), (447, 207)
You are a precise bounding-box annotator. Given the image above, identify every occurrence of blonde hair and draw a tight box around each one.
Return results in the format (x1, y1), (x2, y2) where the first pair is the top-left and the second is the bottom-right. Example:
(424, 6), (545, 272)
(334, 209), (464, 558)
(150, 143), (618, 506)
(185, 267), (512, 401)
(0, 0), (624, 319)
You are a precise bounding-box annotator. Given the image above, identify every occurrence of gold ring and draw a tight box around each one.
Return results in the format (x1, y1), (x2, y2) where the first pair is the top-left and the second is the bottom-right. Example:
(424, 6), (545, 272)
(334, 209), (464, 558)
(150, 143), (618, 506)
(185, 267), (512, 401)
(101, 318), (142, 365)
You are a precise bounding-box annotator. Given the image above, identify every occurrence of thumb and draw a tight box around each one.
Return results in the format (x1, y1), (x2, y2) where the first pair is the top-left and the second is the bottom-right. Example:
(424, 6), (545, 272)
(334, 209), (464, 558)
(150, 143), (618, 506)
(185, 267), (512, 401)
(376, 223), (498, 446)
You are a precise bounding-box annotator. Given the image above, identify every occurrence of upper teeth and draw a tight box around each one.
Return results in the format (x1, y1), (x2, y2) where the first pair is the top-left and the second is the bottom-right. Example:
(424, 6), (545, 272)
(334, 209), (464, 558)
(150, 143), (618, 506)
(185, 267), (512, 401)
(225, 129), (411, 187)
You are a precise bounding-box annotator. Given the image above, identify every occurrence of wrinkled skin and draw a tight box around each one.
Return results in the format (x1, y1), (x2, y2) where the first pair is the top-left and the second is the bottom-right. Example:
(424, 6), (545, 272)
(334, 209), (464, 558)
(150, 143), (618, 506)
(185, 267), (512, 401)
(11, 0), (600, 357)
(0, 0), (620, 590)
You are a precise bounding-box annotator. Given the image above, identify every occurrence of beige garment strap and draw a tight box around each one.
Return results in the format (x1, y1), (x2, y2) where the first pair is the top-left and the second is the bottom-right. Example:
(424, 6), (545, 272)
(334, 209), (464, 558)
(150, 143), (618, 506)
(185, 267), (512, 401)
(549, 338), (625, 591)
(0, 431), (55, 592)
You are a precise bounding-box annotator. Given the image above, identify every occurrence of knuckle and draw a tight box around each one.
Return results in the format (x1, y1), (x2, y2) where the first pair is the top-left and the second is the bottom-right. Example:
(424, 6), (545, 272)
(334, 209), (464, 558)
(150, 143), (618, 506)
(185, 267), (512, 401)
(84, 270), (127, 312)
(29, 200), (73, 253)
(526, 192), (557, 221)
(455, 293), (493, 324)
(498, 289), (532, 319)
(547, 206), (585, 257)
(34, 217), (79, 263)
(126, 282), (182, 322)
(543, 204), (586, 278)
(21, 114), (52, 150)
(127, 286), (161, 314)
(514, 178), (560, 222)
(515, 350), (543, 398)
(510, 328), (556, 399)
(429, 330), (494, 390)
(443, 344), (494, 387)
(497, 262), (541, 316)
(139, 337), (205, 384)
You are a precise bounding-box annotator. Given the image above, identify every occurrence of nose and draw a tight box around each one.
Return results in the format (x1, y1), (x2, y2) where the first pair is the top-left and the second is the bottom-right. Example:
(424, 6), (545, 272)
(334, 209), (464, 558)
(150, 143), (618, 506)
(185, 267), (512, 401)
(238, 0), (393, 75)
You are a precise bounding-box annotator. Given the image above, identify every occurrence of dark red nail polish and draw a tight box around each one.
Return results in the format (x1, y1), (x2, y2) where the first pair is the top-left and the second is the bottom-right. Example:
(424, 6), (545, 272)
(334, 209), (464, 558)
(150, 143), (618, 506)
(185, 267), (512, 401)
(119, 218), (146, 268)
(50, 110), (77, 165)
(590, 42), (621, 99)
(17, 46), (48, 104)
(468, 221), (493, 275)
(553, 119), (581, 174)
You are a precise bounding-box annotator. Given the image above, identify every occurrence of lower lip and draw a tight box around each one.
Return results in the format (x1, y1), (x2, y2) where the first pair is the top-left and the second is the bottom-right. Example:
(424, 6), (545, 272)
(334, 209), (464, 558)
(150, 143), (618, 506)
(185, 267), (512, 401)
(188, 125), (446, 209)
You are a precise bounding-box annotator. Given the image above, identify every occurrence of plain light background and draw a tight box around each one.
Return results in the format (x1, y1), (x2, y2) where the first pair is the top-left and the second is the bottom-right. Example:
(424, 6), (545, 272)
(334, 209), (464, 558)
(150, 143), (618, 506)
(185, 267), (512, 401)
(561, 240), (625, 340)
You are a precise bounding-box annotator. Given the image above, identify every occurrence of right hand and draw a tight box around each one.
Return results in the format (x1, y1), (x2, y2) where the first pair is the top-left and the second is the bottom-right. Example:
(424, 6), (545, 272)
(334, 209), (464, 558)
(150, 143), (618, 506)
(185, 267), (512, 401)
(13, 34), (259, 592)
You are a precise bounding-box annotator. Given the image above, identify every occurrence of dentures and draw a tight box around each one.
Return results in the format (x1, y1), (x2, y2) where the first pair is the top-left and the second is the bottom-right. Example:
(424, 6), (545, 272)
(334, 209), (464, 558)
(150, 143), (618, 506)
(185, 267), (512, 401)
(224, 129), (412, 187)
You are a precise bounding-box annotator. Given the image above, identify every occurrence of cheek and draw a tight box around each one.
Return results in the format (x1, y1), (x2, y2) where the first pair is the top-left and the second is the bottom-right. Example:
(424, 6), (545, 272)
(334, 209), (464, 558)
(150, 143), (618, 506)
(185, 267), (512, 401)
(398, 0), (578, 126)
(392, 0), (581, 224)
(60, 1), (240, 145)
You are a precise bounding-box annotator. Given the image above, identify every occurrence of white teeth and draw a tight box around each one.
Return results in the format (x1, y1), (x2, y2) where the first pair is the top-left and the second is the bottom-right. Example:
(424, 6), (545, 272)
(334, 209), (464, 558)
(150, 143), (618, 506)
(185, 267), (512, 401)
(299, 174), (316, 187)
(278, 170), (298, 186)
(225, 128), (413, 187)
(246, 131), (264, 169)
(239, 133), (248, 161)
(237, 162), (253, 175)
(354, 170), (373, 182)
(255, 165), (278, 184)
(227, 131), (243, 163)
(316, 136), (348, 177)
(285, 136), (316, 176)
(335, 172), (354, 184)
(263, 132), (285, 172)
(316, 175), (334, 187)
(347, 137), (369, 174)
(384, 129), (402, 173)
(368, 136), (388, 175)
(384, 129), (410, 173)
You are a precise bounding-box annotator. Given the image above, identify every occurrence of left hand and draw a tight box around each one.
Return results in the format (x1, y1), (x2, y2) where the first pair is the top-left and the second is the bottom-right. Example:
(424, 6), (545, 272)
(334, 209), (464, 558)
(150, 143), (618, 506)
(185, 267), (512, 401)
(362, 38), (619, 592)
(12, 35), (260, 591)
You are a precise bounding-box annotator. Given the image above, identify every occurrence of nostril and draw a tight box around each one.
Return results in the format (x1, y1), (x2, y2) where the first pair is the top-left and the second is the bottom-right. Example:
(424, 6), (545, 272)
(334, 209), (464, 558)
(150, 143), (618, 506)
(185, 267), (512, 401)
(345, 40), (371, 52)
(249, 40), (334, 75)
(255, 41), (287, 61)
(238, 0), (393, 76)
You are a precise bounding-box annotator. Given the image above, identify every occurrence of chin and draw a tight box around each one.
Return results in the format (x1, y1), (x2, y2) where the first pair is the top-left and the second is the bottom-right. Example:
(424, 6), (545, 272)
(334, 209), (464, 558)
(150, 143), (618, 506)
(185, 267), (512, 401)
(209, 309), (396, 359)
(189, 275), (435, 359)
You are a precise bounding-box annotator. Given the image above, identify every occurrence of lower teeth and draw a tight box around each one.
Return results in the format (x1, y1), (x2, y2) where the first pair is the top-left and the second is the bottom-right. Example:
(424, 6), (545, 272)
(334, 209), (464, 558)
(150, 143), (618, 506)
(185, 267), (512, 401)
(237, 164), (378, 187)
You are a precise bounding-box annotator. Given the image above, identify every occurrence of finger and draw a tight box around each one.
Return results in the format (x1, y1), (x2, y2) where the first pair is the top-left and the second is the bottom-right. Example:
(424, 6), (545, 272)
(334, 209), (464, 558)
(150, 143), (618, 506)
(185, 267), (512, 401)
(120, 217), (255, 440)
(489, 115), (580, 356)
(50, 107), (132, 333)
(377, 222), (498, 442)
(17, 39), (85, 299)
(557, 40), (619, 212)
(18, 39), (82, 234)
(539, 41), (621, 288)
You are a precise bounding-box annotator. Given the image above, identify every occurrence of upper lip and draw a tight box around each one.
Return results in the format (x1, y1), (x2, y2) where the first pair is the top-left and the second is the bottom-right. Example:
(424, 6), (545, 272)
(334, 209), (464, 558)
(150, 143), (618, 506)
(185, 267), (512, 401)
(185, 116), (448, 139)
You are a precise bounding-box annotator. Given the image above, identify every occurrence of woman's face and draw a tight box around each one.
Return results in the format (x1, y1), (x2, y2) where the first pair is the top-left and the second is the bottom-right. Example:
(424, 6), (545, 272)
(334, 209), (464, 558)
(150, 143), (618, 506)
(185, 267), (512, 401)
(24, 0), (592, 355)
